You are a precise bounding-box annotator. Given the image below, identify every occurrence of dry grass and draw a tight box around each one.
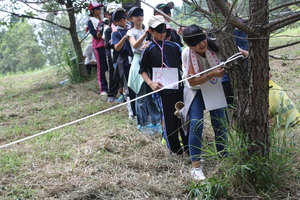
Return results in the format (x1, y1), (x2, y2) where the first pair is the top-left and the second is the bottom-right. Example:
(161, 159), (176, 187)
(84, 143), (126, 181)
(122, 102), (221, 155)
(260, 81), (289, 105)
(0, 40), (300, 199)
(0, 69), (197, 199)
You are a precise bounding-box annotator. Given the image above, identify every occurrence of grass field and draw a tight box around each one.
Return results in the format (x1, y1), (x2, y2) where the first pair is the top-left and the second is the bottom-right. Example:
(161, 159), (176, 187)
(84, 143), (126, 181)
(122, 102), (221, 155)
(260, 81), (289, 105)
(0, 30), (299, 199)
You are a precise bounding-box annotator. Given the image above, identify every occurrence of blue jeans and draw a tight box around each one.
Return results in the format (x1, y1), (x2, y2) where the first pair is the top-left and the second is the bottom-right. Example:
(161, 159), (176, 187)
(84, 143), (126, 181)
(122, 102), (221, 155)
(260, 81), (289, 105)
(188, 90), (227, 161)
(135, 82), (161, 126)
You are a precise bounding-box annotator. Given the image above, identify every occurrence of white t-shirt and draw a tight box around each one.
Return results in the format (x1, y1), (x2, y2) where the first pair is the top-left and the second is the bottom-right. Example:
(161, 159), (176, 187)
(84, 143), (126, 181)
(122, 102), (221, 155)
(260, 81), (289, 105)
(126, 28), (145, 54)
(83, 44), (96, 65)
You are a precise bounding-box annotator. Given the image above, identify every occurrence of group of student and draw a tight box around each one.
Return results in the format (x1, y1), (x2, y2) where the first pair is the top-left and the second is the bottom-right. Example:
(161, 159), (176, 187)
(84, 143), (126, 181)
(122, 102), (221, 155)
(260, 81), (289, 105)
(85, 1), (300, 181)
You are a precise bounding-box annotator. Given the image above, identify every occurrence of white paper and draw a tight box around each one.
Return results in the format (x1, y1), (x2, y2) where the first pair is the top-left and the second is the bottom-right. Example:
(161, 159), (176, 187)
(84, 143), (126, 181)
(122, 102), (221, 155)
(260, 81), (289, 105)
(152, 67), (179, 89)
(200, 77), (227, 111)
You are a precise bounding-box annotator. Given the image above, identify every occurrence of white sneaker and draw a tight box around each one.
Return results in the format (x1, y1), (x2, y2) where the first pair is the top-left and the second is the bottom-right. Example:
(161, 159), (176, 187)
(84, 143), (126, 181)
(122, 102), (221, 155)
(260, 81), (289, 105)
(191, 166), (206, 181)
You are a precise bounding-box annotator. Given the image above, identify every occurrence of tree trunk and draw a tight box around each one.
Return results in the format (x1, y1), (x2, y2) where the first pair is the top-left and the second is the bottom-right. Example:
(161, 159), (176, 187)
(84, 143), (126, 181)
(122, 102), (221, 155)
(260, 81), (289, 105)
(66, 0), (87, 80)
(246, 0), (270, 157)
(207, 0), (270, 157)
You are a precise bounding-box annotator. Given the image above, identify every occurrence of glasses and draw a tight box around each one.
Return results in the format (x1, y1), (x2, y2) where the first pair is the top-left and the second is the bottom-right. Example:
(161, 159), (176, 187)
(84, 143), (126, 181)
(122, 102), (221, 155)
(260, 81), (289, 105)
(93, 7), (101, 10)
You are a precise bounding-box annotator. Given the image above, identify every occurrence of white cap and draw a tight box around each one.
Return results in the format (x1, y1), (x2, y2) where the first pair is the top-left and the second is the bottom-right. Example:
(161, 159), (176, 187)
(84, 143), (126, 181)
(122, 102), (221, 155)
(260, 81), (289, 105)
(106, 2), (121, 14)
(148, 15), (166, 28)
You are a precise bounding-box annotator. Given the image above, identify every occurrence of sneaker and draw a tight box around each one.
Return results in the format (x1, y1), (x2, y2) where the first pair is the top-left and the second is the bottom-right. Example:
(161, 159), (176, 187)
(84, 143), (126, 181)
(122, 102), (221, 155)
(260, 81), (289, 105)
(191, 166), (206, 181)
(147, 123), (162, 134)
(137, 125), (154, 135)
(106, 97), (115, 103)
(115, 94), (125, 103)
(100, 91), (108, 95)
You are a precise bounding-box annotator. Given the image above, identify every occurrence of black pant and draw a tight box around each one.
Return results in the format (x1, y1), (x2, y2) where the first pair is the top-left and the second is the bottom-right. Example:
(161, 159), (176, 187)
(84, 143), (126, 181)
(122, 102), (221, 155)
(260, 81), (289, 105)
(160, 91), (188, 155)
(106, 49), (120, 97)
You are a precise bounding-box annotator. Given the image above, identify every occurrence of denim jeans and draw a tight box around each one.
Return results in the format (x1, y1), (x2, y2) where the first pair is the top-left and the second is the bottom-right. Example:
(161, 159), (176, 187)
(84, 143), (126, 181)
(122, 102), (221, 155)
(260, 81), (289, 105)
(188, 90), (227, 161)
(135, 82), (161, 126)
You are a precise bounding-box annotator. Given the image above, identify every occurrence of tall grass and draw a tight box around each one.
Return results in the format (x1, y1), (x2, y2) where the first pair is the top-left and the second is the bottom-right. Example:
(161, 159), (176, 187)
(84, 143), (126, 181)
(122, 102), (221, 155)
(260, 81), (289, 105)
(186, 118), (299, 199)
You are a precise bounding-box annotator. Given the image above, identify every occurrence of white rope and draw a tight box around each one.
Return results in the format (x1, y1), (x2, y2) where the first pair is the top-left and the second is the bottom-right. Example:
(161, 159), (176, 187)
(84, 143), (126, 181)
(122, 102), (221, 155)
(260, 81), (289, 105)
(0, 52), (243, 149)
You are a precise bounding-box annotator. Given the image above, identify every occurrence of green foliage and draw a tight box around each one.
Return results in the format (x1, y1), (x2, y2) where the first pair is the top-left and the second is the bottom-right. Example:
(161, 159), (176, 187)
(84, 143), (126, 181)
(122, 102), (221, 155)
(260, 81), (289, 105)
(57, 47), (82, 83)
(37, 13), (73, 66)
(0, 20), (46, 75)
(186, 177), (228, 199)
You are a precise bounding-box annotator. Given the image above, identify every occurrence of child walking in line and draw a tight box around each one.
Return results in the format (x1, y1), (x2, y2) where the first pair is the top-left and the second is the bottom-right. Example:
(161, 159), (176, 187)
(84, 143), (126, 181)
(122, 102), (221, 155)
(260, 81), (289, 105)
(87, 2), (108, 95)
(111, 7), (136, 118)
(180, 24), (228, 181)
(103, 3), (122, 102)
(139, 15), (188, 154)
(127, 7), (162, 134)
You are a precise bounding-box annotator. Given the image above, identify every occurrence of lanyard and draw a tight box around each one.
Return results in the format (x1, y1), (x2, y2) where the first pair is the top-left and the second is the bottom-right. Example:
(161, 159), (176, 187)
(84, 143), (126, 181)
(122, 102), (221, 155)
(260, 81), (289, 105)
(152, 39), (169, 69)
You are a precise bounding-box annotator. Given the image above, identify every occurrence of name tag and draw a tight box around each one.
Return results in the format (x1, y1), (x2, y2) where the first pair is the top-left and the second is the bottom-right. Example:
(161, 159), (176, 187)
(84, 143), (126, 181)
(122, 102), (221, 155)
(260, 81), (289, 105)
(152, 67), (179, 89)
(201, 77), (227, 111)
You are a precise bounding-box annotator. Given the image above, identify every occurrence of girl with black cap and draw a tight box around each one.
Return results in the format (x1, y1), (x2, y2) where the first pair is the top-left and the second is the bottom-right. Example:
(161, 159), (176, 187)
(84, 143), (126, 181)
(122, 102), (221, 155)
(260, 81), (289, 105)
(180, 24), (228, 181)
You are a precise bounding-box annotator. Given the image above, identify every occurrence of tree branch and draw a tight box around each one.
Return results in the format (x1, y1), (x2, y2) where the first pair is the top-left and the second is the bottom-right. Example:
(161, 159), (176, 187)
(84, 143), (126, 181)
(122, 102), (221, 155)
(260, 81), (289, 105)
(182, 0), (213, 17)
(2, 10), (69, 31)
(269, 54), (300, 60)
(141, 0), (187, 27)
(213, 0), (237, 32)
(269, 40), (300, 52)
(211, 0), (230, 17)
(18, 0), (86, 14)
(210, 0), (258, 37)
(264, 12), (300, 32)
(269, 1), (300, 13)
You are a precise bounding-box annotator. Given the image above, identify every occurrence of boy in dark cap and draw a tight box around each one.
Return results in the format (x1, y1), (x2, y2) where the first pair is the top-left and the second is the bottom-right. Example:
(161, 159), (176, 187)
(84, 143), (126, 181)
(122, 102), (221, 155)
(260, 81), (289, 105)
(111, 8), (136, 117)
(103, 3), (121, 102)
(154, 2), (183, 47)
(154, 2), (174, 16)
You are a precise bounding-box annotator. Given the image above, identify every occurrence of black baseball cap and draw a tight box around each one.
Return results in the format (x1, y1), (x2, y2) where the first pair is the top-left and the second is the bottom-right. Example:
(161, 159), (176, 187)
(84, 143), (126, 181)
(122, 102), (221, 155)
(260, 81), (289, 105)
(112, 7), (127, 22)
(154, 2), (174, 15)
(128, 7), (144, 18)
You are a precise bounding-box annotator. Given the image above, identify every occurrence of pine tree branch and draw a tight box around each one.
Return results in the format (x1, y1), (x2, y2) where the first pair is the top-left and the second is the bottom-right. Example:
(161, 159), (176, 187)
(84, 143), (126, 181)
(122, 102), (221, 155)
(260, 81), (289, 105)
(264, 12), (300, 32)
(210, 0), (258, 37)
(269, 1), (300, 13)
(182, 0), (213, 17)
(269, 40), (300, 52)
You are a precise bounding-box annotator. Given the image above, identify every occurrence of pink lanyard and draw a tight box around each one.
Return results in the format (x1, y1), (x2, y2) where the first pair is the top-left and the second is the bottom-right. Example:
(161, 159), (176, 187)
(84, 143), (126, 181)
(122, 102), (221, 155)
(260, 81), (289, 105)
(152, 40), (169, 69)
